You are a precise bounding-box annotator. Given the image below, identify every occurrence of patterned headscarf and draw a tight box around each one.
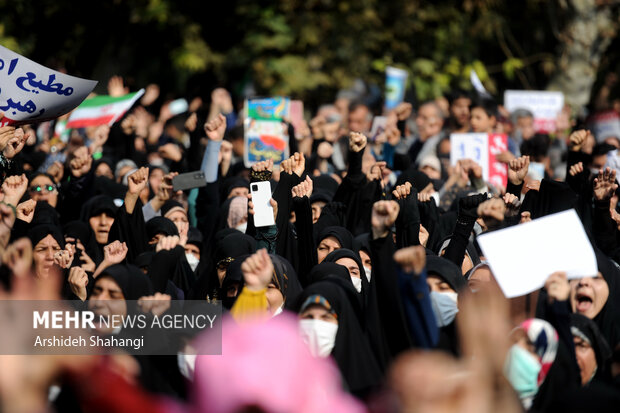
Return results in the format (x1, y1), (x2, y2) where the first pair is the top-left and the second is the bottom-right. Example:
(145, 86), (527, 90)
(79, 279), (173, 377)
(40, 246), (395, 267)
(520, 318), (559, 385)
(226, 196), (248, 229)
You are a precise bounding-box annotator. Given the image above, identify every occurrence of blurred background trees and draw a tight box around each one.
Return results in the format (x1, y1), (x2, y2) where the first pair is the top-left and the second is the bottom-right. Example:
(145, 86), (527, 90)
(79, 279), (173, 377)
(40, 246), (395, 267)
(0, 0), (618, 111)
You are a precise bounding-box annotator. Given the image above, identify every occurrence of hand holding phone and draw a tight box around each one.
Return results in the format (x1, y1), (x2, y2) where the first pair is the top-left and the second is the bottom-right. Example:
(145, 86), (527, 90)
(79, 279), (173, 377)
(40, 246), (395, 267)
(250, 181), (275, 227)
(172, 171), (206, 192)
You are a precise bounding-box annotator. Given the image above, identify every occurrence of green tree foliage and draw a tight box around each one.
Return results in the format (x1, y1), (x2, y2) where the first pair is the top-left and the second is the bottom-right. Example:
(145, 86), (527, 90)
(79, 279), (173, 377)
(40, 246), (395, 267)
(0, 0), (617, 107)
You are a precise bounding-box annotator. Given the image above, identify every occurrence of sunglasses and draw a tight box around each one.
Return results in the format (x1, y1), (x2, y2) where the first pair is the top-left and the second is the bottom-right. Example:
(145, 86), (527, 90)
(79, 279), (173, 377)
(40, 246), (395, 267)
(29, 184), (56, 193)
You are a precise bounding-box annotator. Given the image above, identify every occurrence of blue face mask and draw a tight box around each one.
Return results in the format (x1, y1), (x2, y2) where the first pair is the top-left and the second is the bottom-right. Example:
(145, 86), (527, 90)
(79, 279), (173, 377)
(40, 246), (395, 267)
(504, 344), (541, 401)
(429, 291), (458, 327)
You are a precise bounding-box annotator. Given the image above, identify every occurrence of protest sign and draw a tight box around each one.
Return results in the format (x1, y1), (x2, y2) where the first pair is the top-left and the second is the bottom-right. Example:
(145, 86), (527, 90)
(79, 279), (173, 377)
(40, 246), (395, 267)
(244, 119), (289, 166)
(504, 90), (564, 133)
(247, 97), (290, 121)
(244, 97), (290, 167)
(587, 110), (620, 142)
(0, 45), (97, 126)
(384, 66), (408, 110)
(478, 209), (597, 298)
(450, 133), (508, 188)
(369, 116), (387, 142)
(66, 89), (144, 129)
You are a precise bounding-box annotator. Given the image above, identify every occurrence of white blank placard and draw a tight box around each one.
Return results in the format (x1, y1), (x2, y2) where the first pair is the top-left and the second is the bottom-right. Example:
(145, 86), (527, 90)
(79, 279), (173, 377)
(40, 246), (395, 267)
(477, 209), (597, 298)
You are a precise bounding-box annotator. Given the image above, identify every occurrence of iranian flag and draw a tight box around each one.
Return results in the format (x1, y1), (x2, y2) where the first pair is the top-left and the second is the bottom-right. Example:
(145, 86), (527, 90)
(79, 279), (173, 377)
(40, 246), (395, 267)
(66, 89), (144, 129)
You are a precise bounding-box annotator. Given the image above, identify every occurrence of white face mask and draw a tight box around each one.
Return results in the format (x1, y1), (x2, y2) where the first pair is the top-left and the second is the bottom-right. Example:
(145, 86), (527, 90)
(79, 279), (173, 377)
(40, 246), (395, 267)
(363, 266), (372, 283)
(235, 222), (247, 233)
(177, 352), (197, 380)
(185, 253), (200, 272)
(351, 276), (362, 293)
(299, 319), (338, 358)
(430, 291), (459, 327)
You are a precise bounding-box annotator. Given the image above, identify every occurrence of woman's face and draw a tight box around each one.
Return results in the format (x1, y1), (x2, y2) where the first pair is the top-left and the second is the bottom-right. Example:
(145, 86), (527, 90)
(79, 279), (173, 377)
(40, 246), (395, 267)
(426, 274), (456, 293)
(461, 254), (473, 274)
(570, 273), (609, 319)
(149, 168), (164, 195)
(88, 276), (127, 334)
(300, 304), (338, 324)
(512, 328), (539, 360)
(266, 282), (284, 315)
(33, 234), (61, 278)
(573, 335), (597, 386)
(216, 262), (230, 287)
(317, 236), (341, 263)
(359, 250), (372, 271)
(335, 257), (361, 279)
(95, 163), (114, 180)
(166, 210), (188, 238)
(29, 175), (58, 207)
(89, 212), (115, 244)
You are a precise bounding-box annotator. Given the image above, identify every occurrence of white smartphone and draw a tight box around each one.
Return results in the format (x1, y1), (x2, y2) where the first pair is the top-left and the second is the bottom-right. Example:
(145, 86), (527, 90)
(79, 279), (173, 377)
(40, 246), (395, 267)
(250, 181), (275, 227)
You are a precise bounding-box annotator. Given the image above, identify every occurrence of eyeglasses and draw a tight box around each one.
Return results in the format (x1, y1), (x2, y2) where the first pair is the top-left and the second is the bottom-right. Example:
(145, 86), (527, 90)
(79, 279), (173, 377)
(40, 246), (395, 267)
(29, 184), (56, 193)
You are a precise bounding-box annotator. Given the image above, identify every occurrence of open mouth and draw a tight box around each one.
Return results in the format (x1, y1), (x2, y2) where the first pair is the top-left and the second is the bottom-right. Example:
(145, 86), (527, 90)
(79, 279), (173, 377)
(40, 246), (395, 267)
(575, 292), (593, 313)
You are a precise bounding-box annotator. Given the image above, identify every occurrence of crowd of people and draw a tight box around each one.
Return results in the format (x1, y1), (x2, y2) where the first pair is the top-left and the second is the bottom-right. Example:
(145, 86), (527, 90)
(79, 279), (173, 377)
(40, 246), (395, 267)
(0, 73), (620, 413)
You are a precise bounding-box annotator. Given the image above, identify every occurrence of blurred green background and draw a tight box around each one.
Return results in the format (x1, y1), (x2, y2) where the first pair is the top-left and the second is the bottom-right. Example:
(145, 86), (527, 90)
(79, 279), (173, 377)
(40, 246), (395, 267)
(1, 0), (618, 110)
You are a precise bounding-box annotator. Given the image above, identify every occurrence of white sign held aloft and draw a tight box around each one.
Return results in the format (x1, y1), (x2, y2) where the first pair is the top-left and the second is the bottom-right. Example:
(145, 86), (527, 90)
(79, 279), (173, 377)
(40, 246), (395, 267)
(450, 133), (508, 188)
(477, 209), (597, 298)
(504, 90), (564, 133)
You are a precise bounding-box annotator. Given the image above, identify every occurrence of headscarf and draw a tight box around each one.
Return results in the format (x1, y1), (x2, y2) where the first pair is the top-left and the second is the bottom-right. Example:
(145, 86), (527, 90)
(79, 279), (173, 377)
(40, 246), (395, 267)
(214, 233), (257, 266)
(62, 220), (103, 265)
(270, 254), (303, 310)
(220, 257), (247, 310)
(353, 233), (371, 257)
(190, 232), (256, 302)
(80, 195), (117, 222)
(570, 313), (612, 382)
(308, 262), (352, 285)
(311, 174), (339, 199)
(219, 253), (302, 311)
(186, 227), (204, 250)
(322, 249), (366, 294)
(520, 179), (578, 220)
(161, 200), (186, 219)
(426, 255), (467, 292)
(395, 168), (433, 192)
(590, 250), (620, 350)
(95, 264), (154, 301)
(310, 174), (338, 205)
(190, 314), (364, 413)
(134, 251), (156, 271)
(520, 318), (559, 386)
(93, 157), (115, 176)
(316, 226), (354, 250)
(31, 201), (61, 227)
(146, 216), (179, 240)
(28, 224), (65, 249)
(226, 196), (248, 229)
(295, 279), (383, 398)
(213, 228), (238, 245)
(221, 176), (249, 201)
